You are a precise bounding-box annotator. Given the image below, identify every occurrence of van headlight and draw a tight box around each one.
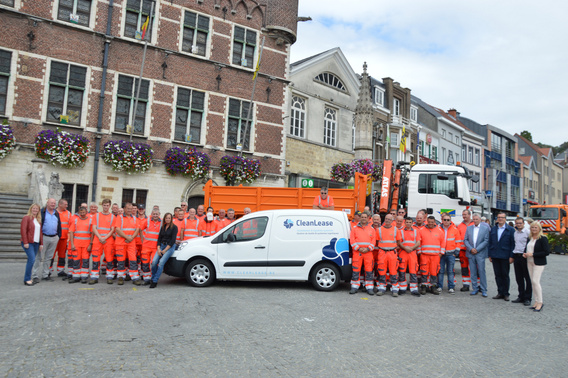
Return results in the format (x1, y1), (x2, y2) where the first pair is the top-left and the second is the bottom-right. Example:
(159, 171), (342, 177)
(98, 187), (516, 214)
(179, 241), (188, 250)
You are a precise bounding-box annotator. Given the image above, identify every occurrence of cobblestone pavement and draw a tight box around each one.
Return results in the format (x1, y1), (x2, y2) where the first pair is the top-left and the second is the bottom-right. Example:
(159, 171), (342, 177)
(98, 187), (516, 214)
(1, 256), (567, 377)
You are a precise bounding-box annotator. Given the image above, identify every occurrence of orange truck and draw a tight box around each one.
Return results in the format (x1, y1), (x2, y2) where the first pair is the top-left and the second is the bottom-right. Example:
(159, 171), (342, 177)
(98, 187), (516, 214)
(203, 173), (369, 218)
(529, 204), (568, 234)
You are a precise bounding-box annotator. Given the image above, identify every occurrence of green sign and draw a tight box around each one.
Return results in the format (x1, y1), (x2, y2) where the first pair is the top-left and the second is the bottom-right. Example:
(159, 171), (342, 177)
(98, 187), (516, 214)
(301, 179), (314, 188)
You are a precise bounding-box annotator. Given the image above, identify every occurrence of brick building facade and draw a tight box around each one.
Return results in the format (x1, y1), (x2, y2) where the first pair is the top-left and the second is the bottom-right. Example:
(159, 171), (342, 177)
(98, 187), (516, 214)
(0, 0), (298, 210)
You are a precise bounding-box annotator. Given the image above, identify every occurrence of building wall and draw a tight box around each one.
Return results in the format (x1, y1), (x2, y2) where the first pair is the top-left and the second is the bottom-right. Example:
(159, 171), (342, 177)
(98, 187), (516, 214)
(0, 0), (298, 206)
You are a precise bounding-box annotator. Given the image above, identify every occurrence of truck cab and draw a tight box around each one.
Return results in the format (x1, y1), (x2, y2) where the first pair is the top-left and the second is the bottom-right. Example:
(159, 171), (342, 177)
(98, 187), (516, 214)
(406, 164), (473, 222)
(529, 204), (568, 234)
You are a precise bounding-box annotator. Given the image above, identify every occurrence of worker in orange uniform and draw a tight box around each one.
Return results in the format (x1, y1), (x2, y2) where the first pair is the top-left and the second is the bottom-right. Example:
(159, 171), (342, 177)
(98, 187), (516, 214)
(216, 209), (231, 229)
(68, 206), (92, 284)
(240, 207), (258, 239)
(349, 211), (376, 295)
(138, 208), (161, 285)
(183, 208), (202, 241)
(89, 199), (115, 285)
(88, 202), (98, 220)
(172, 207), (186, 248)
(135, 204), (147, 275)
(196, 205), (206, 222)
(199, 207), (218, 237)
(313, 187), (334, 210)
(376, 214), (400, 296)
(54, 199), (72, 279)
(414, 210), (427, 285)
(457, 209), (473, 291)
(226, 208), (237, 223)
(371, 214), (382, 290)
(180, 201), (189, 218)
(112, 203), (140, 285)
(397, 217), (421, 296)
(418, 215), (446, 295)
(351, 211), (361, 231)
(436, 212), (461, 294)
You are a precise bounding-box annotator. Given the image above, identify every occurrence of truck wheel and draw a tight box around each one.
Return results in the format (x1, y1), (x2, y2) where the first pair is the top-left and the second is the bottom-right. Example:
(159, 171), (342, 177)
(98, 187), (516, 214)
(310, 262), (340, 291)
(185, 259), (215, 287)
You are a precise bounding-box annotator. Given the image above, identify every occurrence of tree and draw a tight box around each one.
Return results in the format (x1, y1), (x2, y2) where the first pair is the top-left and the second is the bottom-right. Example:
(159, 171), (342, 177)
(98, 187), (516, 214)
(520, 130), (532, 142)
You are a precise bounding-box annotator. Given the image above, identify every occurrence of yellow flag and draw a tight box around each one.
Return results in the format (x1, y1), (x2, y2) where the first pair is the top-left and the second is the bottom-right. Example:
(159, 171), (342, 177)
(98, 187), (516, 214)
(399, 125), (406, 153)
(252, 48), (261, 80)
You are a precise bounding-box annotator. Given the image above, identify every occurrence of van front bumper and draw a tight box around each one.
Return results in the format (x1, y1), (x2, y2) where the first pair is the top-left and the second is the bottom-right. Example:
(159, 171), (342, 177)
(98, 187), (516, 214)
(163, 258), (185, 277)
(340, 264), (353, 280)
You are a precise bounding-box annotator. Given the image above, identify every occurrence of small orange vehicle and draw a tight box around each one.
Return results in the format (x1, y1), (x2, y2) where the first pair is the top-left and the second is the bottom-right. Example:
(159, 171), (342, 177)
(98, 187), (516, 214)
(529, 204), (568, 234)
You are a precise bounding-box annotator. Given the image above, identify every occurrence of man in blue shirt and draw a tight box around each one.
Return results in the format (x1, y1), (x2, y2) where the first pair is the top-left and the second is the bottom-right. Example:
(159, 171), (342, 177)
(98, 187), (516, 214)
(488, 212), (515, 301)
(32, 198), (61, 283)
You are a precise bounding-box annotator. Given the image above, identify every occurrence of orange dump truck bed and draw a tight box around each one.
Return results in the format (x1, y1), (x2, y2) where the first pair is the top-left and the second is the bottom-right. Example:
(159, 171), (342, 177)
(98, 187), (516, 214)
(203, 173), (368, 218)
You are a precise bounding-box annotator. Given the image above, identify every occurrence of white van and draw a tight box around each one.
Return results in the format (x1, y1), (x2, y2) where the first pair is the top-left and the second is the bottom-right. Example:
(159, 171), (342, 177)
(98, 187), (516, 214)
(163, 209), (352, 291)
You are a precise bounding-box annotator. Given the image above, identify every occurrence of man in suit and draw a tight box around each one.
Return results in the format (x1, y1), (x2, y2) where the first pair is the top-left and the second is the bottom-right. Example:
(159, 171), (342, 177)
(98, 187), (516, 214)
(464, 213), (490, 296)
(488, 212), (515, 301)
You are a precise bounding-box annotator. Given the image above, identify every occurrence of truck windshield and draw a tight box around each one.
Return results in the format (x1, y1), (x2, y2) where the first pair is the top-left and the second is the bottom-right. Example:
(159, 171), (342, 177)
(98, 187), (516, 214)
(418, 174), (458, 199)
(530, 207), (558, 220)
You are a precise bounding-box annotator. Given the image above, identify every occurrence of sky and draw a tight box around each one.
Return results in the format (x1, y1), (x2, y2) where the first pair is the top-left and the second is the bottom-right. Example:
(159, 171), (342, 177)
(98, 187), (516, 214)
(290, 0), (568, 147)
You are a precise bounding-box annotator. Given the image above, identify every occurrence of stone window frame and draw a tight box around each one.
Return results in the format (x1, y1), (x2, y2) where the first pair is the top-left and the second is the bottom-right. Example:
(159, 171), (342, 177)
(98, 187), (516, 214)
(289, 95), (306, 138)
(0, 49), (12, 117)
(226, 97), (254, 151)
(315, 72), (347, 93)
(123, 0), (157, 42)
(173, 86), (206, 144)
(180, 9), (210, 57)
(323, 106), (337, 147)
(43, 59), (89, 127)
(231, 25), (257, 70)
(112, 73), (152, 137)
(56, 0), (94, 28)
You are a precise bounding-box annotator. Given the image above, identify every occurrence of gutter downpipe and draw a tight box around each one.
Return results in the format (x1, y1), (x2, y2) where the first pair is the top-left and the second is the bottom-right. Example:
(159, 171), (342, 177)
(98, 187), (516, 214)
(92, 0), (114, 201)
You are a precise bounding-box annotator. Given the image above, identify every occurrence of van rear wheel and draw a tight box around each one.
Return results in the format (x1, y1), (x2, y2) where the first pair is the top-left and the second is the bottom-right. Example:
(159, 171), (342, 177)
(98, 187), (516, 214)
(310, 262), (340, 291)
(185, 259), (215, 287)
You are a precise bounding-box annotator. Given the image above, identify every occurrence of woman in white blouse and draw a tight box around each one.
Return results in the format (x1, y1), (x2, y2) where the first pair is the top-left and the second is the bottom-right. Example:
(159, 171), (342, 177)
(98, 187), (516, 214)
(523, 221), (550, 312)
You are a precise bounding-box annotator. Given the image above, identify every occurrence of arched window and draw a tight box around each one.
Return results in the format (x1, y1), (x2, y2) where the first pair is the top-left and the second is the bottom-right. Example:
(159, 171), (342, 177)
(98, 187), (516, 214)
(289, 96), (306, 138)
(315, 72), (346, 92)
(323, 107), (337, 147)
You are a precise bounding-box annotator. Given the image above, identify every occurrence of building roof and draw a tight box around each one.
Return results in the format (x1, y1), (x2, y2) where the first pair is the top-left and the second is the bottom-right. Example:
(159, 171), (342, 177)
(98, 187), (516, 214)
(518, 155), (532, 166)
(290, 49), (331, 68)
(515, 133), (545, 157)
(429, 105), (466, 130)
(456, 115), (487, 146)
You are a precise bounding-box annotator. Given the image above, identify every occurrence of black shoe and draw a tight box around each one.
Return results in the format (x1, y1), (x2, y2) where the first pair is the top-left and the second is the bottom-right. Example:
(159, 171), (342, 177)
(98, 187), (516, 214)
(107, 278), (114, 285)
(149, 282), (157, 288)
(125, 275), (131, 281)
(68, 278), (79, 284)
(512, 298), (523, 303)
(81, 278), (88, 284)
(88, 279), (98, 285)
(460, 285), (470, 292)
(533, 304), (544, 312)
(118, 277), (124, 285)
(142, 280), (151, 286)
(133, 279), (142, 286)
(523, 300), (531, 306)
(349, 288), (358, 294)
(57, 271), (67, 278)
(42, 277), (54, 282)
(32, 277), (40, 284)
(366, 289), (374, 296)
(411, 291), (421, 297)
(399, 290), (406, 295)
(24, 281), (35, 286)
(492, 294), (504, 300)
(419, 285), (427, 295)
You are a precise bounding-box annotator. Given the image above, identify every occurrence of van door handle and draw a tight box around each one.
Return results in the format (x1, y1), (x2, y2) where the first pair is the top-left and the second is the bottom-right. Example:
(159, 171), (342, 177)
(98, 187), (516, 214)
(255, 245), (265, 249)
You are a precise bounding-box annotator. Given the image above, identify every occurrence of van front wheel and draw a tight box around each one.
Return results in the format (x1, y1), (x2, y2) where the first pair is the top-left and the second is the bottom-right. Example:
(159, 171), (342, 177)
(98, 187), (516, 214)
(185, 259), (215, 287)
(310, 262), (340, 291)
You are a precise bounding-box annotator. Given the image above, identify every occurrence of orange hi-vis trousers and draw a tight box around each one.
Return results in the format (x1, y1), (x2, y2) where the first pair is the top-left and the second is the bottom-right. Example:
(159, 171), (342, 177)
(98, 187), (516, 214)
(140, 246), (156, 282)
(351, 251), (375, 290)
(91, 239), (114, 279)
(419, 253), (441, 287)
(398, 250), (419, 292)
(376, 249), (399, 292)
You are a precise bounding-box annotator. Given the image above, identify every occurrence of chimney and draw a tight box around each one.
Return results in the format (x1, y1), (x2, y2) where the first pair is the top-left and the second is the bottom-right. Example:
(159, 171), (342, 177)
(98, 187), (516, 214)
(448, 108), (458, 118)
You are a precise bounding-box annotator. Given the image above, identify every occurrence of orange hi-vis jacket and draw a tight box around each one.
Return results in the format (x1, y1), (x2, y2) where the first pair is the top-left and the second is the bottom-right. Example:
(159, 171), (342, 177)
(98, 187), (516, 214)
(376, 225), (398, 251)
(113, 215), (138, 245)
(94, 212), (115, 239)
(418, 226), (446, 254)
(58, 210), (72, 239)
(200, 220), (218, 237)
(196, 214), (206, 222)
(440, 223), (460, 252)
(183, 218), (201, 240)
(457, 220), (473, 250)
(313, 195), (334, 208)
(69, 216), (92, 247)
(216, 218), (231, 229)
(141, 218), (161, 248)
(397, 227), (421, 250)
(135, 216), (147, 244)
(173, 218), (185, 242)
(350, 223), (376, 252)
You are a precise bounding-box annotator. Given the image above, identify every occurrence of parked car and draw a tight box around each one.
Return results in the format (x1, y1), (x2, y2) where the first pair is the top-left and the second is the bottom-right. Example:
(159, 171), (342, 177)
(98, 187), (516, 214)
(164, 209), (352, 291)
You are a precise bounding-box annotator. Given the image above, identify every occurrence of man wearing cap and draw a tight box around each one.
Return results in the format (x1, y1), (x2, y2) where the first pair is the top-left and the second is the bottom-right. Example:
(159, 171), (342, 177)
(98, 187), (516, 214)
(313, 187), (334, 210)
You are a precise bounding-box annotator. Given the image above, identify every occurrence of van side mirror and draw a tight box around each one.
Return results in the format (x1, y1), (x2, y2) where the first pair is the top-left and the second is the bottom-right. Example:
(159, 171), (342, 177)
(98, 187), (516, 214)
(426, 208), (433, 214)
(458, 199), (470, 206)
(471, 175), (480, 183)
(226, 233), (235, 243)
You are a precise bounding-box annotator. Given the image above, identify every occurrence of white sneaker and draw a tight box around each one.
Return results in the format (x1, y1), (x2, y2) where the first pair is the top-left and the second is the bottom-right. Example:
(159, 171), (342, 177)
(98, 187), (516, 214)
(449, 288), (455, 294)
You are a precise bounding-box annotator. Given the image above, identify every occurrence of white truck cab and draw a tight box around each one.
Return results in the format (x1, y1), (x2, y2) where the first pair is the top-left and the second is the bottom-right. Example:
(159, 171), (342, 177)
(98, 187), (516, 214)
(164, 209), (352, 291)
(406, 164), (475, 222)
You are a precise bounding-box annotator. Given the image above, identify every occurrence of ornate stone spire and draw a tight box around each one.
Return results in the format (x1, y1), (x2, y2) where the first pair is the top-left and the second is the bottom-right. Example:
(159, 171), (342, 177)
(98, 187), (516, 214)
(354, 62), (373, 160)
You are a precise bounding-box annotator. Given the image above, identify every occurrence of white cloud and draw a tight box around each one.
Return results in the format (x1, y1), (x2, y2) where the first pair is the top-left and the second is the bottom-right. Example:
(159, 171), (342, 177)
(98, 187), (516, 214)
(292, 0), (568, 146)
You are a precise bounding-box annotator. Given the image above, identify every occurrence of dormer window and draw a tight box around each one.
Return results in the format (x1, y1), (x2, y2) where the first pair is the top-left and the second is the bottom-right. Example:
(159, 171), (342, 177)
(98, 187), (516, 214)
(374, 87), (384, 106)
(314, 72), (346, 93)
(410, 105), (418, 121)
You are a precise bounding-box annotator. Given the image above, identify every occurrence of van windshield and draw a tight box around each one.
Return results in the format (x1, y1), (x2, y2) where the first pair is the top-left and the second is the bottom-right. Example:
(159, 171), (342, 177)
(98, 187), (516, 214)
(529, 207), (558, 220)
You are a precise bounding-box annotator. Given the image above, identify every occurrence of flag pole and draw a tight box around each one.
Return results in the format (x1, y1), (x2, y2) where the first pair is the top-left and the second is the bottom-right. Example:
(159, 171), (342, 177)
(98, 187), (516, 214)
(129, 1), (154, 142)
(238, 36), (265, 157)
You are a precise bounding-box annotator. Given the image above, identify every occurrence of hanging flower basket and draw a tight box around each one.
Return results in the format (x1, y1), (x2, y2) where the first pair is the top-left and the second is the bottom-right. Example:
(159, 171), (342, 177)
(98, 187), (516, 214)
(165, 147), (211, 180)
(103, 140), (153, 174)
(371, 163), (383, 182)
(0, 120), (16, 161)
(35, 128), (89, 168)
(330, 162), (354, 183)
(219, 155), (261, 185)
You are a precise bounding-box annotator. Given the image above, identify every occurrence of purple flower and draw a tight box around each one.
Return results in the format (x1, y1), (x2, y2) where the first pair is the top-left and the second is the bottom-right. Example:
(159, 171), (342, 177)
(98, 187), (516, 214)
(103, 140), (153, 174)
(219, 155), (261, 185)
(165, 147), (211, 179)
(34, 128), (89, 168)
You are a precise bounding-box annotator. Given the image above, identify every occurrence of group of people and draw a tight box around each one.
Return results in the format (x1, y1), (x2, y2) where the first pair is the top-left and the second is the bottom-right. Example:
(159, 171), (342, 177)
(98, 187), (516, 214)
(348, 205), (550, 311)
(20, 198), (240, 288)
